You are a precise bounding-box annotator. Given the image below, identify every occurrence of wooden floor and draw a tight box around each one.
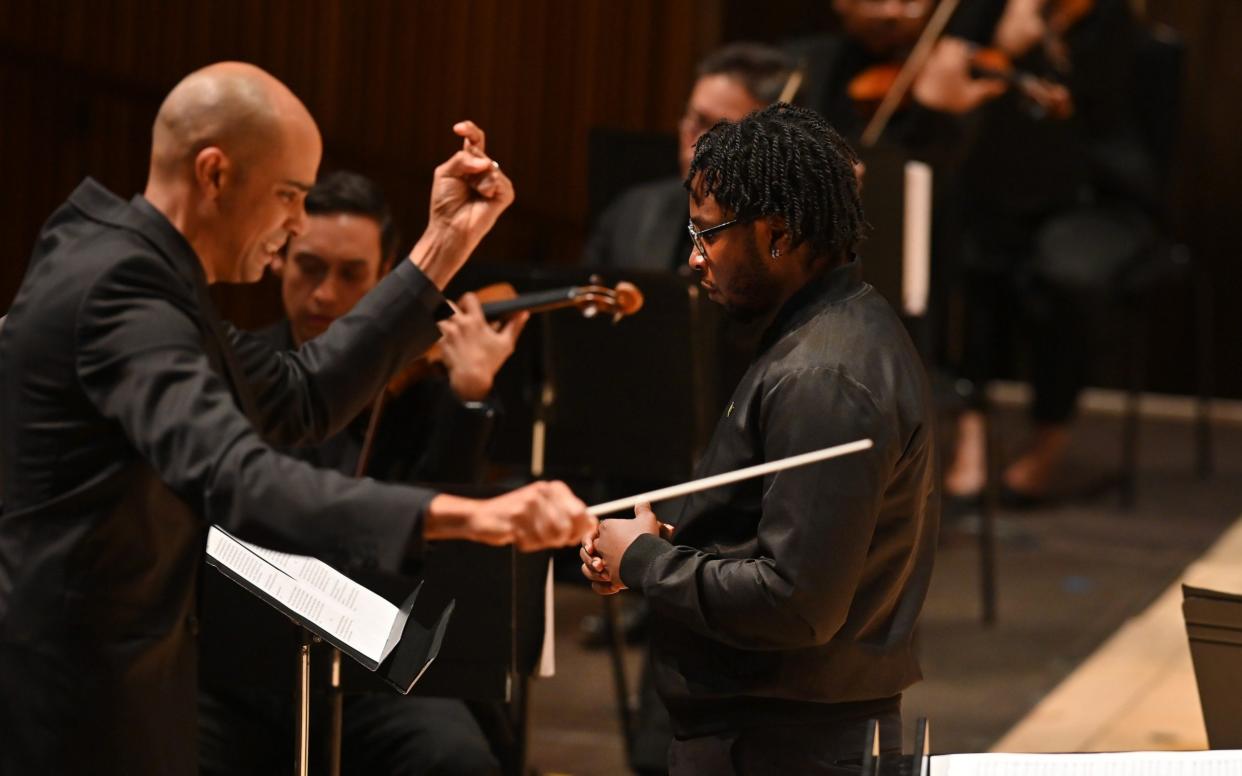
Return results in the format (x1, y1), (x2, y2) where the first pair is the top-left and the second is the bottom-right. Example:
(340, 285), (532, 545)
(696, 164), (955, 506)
(994, 511), (1242, 753)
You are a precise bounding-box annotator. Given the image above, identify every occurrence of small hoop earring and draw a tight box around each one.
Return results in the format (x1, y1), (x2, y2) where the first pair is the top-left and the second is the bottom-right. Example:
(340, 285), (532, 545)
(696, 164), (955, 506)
(770, 246), (781, 259)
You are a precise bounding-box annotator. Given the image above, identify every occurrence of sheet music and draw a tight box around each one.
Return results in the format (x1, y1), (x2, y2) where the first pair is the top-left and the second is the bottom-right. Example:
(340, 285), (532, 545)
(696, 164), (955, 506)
(930, 750), (1242, 776)
(206, 526), (400, 665)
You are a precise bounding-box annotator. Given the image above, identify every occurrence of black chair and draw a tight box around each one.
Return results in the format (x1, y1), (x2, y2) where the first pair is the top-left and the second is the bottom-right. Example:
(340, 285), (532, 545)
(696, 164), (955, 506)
(1113, 23), (1213, 507)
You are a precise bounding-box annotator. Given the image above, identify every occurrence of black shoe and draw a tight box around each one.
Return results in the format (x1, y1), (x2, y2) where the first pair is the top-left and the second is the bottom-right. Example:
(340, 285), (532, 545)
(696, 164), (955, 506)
(943, 490), (983, 518)
(998, 483), (1050, 510)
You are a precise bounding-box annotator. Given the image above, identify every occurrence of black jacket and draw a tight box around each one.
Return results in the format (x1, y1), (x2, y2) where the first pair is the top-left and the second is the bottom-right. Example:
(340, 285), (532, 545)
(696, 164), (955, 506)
(582, 176), (690, 272)
(257, 319), (498, 488)
(0, 179), (449, 774)
(620, 259), (939, 736)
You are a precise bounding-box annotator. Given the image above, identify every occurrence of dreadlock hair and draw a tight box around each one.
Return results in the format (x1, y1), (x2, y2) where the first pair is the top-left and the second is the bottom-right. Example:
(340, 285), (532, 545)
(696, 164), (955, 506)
(305, 170), (401, 269)
(686, 103), (867, 264)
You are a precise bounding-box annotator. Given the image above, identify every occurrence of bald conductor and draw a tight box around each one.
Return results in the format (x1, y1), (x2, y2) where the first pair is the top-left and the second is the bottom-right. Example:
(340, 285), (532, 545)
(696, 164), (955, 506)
(0, 62), (592, 774)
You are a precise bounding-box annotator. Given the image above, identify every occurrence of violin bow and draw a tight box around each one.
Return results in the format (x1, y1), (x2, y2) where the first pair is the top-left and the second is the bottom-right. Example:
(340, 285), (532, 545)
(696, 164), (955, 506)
(859, 0), (962, 148)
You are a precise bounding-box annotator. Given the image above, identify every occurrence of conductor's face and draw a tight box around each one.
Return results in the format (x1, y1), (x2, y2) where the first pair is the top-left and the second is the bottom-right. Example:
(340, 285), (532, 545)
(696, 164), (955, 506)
(687, 180), (782, 321)
(219, 119), (322, 284)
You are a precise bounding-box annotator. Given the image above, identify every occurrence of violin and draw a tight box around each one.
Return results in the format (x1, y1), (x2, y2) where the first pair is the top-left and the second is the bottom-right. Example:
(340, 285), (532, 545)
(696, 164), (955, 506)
(351, 278), (644, 478)
(849, 44), (1069, 120)
(854, 0), (1089, 146)
(384, 279), (644, 398)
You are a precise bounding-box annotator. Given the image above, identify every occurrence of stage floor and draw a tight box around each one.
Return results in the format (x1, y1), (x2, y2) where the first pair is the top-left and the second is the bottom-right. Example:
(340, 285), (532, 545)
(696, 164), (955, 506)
(526, 401), (1242, 774)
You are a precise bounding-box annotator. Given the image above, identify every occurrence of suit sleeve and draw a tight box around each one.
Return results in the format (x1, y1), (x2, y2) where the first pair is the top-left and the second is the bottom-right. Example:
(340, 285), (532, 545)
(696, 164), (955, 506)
(226, 260), (452, 447)
(74, 256), (439, 569)
(620, 366), (899, 650)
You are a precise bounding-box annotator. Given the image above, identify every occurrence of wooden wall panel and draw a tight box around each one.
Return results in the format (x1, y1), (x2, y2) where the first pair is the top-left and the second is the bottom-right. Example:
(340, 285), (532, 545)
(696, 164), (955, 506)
(0, 0), (716, 327)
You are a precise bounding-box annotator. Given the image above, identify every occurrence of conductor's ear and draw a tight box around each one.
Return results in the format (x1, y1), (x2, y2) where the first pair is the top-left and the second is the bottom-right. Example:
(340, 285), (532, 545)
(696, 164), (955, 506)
(194, 147), (229, 200)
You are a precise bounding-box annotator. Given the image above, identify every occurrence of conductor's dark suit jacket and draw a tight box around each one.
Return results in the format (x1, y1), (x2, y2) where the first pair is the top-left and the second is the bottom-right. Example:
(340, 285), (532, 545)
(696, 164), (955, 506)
(0, 179), (450, 775)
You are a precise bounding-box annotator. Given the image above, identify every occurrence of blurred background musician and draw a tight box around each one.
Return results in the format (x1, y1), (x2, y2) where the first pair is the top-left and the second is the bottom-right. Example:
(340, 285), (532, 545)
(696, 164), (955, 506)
(582, 42), (795, 273)
(944, 0), (1158, 505)
(785, 0), (1011, 161)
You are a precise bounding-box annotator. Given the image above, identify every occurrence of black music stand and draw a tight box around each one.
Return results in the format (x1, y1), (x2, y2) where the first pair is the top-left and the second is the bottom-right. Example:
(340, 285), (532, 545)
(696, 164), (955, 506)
(860, 716), (931, 776)
(203, 529), (454, 776)
(1183, 584), (1242, 748)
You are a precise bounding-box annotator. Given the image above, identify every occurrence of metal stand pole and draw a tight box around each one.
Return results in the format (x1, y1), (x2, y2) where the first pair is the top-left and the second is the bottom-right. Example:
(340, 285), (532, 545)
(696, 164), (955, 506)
(295, 629), (312, 776)
(980, 403), (999, 626)
(328, 648), (343, 776)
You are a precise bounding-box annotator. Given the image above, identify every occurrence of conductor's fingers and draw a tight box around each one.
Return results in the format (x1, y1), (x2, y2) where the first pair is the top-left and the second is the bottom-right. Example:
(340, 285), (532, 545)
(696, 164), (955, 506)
(454, 121), (486, 155)
(436, 150), (494, 180)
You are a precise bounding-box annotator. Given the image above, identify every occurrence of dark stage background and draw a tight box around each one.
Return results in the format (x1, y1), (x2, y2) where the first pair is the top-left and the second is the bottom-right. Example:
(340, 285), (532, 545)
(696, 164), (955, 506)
(1, 0), (1238, 397)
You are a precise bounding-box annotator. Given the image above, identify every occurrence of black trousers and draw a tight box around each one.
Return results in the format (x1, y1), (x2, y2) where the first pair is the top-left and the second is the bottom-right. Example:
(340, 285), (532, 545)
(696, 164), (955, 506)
(667, 710), (902, 776)
(959, 202), (1152, 425)
(199, 685), (500, 776)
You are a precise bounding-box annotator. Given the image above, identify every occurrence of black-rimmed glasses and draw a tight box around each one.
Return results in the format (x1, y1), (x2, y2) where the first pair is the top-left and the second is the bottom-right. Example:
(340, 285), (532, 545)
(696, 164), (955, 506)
(687, 218), (739, 259)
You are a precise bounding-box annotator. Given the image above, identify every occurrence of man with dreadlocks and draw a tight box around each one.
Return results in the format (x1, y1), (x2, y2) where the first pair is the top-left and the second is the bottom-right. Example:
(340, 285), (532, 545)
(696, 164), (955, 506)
(581, 103), (938, 774)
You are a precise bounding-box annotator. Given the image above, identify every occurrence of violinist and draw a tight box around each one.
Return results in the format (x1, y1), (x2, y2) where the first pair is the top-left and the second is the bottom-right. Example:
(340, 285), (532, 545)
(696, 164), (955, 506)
(945, 0), (1157, 506)
(270, 170), (524, 485)
(199, 170), (511, 776)
(785, 0), (1008, 159)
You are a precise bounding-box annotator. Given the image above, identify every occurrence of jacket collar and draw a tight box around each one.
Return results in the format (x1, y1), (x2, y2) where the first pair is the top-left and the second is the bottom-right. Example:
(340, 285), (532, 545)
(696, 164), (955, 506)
(67, 177), (207, 293)
(761, 255), (867, 350)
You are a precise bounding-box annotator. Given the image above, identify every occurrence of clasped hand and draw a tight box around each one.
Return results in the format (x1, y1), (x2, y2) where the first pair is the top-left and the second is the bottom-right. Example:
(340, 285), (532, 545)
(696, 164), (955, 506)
(580, 503), (669, 595)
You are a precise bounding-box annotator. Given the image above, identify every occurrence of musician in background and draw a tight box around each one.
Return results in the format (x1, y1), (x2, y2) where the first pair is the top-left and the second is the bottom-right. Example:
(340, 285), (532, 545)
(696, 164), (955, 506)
(199, 171), (523, 775)
(582, 104), (938, 775)
(267, 170), (525, 484)
(786, 0), (1009, 160)
(582, 42), (795, 272)
(944, 0), (1157, 505)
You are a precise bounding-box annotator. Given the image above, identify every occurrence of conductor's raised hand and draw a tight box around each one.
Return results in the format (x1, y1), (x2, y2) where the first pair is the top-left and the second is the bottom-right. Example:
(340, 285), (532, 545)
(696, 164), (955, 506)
(409, 121), (515, 289)
(431, 122), (513, 242)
